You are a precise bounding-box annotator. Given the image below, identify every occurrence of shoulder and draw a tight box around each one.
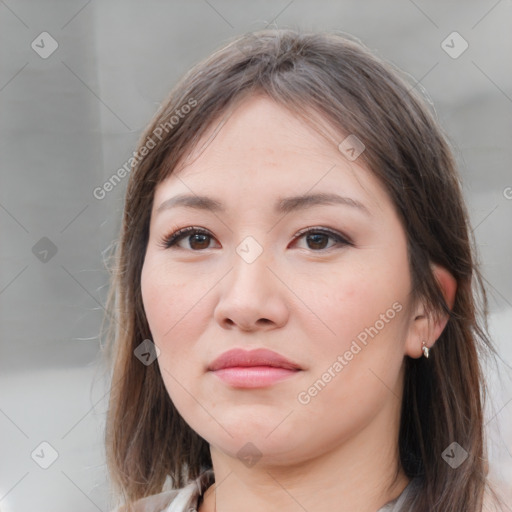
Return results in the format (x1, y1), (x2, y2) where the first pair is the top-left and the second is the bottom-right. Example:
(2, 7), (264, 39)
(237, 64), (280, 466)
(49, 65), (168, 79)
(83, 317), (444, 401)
(482, 481), (512, 512)
(377, 477), (423, 511)
(111, 470), (215, 512)
(111, 489), (180, 512)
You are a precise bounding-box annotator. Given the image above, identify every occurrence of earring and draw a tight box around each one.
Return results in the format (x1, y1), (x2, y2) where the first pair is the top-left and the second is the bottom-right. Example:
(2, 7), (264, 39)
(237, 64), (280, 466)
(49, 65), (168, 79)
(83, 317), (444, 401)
(422, 341), (430, 359)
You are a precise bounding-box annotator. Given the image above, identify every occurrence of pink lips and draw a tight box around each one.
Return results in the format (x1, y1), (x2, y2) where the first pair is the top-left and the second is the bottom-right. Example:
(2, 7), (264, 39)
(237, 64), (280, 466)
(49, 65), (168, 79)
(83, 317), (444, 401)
(208, 348), (302, 388)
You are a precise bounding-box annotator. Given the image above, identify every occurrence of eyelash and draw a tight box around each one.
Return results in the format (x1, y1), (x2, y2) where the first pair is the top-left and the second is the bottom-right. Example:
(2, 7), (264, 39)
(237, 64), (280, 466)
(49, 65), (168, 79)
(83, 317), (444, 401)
(158, 226), (353, 252)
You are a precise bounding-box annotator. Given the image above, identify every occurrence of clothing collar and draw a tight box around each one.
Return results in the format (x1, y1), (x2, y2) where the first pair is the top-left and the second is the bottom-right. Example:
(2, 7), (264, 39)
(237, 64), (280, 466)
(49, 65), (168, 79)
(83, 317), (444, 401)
(169, 470), (421, 512)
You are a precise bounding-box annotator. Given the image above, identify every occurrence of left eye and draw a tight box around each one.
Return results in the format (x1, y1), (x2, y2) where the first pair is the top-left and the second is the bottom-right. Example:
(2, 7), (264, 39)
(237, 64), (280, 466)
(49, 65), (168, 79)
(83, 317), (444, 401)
(295, 228), (352, 252)
(292, 228), (351, 251)
(159, 227), (352, 251)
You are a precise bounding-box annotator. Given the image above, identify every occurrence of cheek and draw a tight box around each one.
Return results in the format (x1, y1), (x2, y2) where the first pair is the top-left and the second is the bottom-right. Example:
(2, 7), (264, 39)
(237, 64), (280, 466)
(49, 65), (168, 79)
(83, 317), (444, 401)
(292, 273), (408, 443)
(141, 258), (189, 368)
(304, 259), (409, 354)
(141, 258), (206, 412)
(142, 256), (203, 339)
(140, 255), (215, 381)
(296, 256), (410, 407)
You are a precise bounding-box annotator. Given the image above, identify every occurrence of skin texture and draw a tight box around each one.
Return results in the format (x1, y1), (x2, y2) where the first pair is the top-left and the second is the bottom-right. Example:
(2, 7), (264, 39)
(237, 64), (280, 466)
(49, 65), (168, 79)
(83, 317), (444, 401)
(140, 95), (455, 512)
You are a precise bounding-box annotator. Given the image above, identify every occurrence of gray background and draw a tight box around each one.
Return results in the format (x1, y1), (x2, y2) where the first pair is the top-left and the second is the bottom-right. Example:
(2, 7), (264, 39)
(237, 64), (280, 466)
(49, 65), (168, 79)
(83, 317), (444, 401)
(1, 1), (511, 511)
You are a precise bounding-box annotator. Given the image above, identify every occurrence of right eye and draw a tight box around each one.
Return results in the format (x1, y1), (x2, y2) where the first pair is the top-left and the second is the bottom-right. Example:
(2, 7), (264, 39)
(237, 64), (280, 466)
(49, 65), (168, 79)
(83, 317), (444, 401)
(158, 227), (219, 251)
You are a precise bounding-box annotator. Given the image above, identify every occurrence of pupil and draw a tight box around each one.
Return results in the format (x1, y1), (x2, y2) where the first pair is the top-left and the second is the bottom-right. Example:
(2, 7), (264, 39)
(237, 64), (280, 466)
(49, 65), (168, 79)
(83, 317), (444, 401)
(191, 234), (209, 249)
(308, 233), (327, 249)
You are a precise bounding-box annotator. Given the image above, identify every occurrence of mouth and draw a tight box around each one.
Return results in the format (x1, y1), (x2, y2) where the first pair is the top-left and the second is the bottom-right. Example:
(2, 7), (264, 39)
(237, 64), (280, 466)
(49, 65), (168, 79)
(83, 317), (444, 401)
(208, 348), (302, 388)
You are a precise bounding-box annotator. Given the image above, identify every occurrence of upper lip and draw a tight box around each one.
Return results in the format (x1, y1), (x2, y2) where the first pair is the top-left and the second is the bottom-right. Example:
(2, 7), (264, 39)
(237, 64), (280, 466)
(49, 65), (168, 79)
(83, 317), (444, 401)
(208, 348), (302, 371)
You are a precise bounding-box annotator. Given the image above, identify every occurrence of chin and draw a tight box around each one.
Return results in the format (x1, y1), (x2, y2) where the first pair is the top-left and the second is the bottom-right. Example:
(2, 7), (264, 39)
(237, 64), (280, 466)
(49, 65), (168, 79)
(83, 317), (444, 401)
(198, 417), (305, 460)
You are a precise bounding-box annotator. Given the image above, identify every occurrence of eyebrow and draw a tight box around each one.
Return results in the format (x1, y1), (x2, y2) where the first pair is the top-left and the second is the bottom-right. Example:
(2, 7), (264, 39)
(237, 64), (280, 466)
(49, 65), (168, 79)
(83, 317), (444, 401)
(156, 192), (371, 216)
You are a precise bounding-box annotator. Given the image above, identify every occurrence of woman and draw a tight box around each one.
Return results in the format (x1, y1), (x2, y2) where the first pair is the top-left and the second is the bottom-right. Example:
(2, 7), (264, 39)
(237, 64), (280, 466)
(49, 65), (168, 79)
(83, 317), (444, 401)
(103, 29), (506, 511)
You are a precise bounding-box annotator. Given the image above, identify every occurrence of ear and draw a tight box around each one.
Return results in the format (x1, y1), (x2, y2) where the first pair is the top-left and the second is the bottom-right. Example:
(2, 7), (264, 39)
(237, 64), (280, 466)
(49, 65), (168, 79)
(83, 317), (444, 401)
(404, 264), (457, 358)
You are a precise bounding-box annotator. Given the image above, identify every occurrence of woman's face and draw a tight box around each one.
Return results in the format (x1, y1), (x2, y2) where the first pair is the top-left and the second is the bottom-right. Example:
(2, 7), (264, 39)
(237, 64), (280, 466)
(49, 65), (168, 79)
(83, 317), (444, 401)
(141, 95), (417, 466)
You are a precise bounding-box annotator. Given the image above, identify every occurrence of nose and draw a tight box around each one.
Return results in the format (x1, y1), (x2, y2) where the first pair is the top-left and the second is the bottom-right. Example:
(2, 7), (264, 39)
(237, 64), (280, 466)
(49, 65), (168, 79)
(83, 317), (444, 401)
(213, 246), (289, 332)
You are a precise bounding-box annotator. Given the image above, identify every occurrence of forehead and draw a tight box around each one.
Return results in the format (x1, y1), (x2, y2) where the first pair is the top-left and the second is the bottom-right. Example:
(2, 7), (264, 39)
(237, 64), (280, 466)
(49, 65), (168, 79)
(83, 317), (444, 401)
(153, 95), (388, 216)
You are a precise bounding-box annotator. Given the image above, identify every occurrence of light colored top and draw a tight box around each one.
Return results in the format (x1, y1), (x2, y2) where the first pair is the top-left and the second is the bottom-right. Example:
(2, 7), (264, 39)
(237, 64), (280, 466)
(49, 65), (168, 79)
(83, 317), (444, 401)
(113, 470), (422, 512)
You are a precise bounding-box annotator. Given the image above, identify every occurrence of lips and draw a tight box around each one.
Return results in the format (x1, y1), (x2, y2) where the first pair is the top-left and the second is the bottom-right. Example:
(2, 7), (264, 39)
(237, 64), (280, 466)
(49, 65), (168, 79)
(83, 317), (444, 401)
(208, 348), (302, 388)
(208, 348), (301, 371)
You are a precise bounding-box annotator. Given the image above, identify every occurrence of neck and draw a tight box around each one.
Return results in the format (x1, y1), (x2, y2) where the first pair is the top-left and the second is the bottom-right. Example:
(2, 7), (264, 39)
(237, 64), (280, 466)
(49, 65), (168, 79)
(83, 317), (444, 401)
(201, 401), (409, 512)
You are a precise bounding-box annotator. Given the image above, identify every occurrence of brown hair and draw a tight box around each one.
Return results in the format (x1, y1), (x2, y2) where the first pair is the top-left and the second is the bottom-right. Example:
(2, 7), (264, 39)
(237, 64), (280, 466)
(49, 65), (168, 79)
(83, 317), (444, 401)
(102, 28), (502, 511)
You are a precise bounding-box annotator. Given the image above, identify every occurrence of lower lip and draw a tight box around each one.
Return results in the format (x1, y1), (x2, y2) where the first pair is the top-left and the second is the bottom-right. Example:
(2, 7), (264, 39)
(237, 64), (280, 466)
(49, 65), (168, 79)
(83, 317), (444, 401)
(211, 366), (300, 388)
